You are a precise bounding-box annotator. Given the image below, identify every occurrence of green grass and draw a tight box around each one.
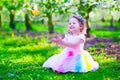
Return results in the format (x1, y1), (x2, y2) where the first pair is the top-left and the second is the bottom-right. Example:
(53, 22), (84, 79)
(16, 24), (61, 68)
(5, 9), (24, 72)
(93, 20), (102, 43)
(90, 20), (120, 28)
(2, 22), (67, 33)
(90, 29), (120, 42)
(0, 31), (120, 80)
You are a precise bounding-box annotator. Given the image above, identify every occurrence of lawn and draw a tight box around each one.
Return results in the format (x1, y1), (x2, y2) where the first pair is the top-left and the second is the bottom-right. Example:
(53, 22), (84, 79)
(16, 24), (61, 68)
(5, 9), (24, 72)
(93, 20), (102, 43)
(0, 22), (120, 80)
(0, 29), (120, 80)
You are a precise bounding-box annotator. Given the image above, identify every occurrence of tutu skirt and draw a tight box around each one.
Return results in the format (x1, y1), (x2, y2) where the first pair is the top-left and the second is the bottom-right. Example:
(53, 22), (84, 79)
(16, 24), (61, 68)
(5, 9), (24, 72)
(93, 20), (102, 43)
(43, 47), (99, 73)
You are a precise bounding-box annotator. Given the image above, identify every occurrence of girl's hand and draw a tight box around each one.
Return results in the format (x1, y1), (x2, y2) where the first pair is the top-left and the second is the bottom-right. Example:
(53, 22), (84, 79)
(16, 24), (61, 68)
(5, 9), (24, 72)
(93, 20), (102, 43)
(51, 34), (63, 45)
(51, 38), (59, 43)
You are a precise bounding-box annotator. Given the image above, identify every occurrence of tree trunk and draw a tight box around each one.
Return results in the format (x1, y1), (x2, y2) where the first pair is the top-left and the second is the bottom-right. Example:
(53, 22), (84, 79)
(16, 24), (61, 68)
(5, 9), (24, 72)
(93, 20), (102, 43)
(0, 6), (2, 29)
(41, 19), (44, 24)
(101, 17), (105, 22)
(0, 12), (2, 29)
(48, 14), (54, 34)
(110, 15), (114, 28)
(85, 6), (93, 37)
(86, 14), (90, 37)
(10, 10), (15, 30)
(25, 13), (32, 31)
(118, 18), (120, 23)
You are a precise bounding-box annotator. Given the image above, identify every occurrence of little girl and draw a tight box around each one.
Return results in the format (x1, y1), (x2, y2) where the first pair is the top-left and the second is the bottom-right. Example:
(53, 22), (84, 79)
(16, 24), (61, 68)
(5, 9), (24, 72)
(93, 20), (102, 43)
(42, 15), (99, 73)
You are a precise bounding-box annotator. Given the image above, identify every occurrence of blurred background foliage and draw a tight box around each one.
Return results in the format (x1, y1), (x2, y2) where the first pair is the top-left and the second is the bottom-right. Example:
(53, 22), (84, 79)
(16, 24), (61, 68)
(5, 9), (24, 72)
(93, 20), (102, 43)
(0, 0), (119, 35)
(0, 0), (120, 80)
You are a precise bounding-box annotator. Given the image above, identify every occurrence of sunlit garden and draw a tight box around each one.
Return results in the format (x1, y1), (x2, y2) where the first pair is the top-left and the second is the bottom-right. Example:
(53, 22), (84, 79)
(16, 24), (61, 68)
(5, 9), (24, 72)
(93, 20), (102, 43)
(0, 0), (120, 80)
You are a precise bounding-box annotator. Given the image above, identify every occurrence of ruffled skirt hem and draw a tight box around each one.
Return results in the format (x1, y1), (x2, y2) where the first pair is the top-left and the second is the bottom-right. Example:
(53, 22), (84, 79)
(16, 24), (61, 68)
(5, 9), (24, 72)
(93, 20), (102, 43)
(43, 48), (99, 73)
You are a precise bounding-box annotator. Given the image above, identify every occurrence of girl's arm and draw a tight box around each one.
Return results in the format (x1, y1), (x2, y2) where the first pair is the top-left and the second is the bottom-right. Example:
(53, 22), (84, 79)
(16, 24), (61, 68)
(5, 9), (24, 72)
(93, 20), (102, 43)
(51, 35), (84, 48)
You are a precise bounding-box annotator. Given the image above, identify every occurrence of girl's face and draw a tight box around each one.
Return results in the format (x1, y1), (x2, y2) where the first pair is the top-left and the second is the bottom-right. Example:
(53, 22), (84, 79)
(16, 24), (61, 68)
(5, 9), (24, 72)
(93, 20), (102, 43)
(68, 17), (81, 34)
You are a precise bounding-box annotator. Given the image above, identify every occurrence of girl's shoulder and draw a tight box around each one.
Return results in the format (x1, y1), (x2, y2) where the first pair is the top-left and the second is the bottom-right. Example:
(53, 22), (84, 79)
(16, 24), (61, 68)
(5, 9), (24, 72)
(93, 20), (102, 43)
(78, 34), (85, 38)
(78, 34), (86, 41)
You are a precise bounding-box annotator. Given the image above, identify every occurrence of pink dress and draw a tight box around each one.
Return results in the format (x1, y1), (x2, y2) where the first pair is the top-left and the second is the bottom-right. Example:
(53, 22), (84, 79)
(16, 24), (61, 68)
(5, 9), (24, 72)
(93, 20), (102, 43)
(43, 34), (99, 73)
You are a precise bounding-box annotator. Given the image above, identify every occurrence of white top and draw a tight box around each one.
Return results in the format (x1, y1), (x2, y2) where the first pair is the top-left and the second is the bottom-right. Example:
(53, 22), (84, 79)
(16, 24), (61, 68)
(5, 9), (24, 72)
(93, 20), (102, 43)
(63, 33), (86, 50)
